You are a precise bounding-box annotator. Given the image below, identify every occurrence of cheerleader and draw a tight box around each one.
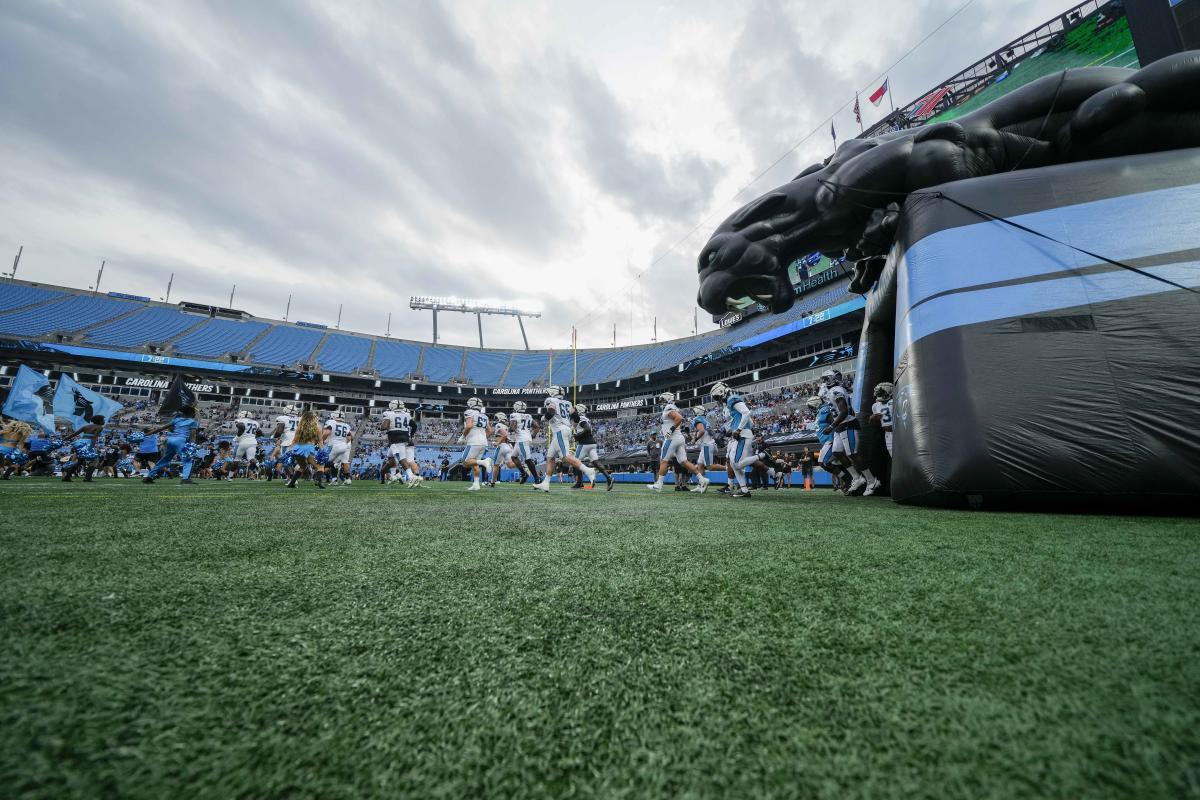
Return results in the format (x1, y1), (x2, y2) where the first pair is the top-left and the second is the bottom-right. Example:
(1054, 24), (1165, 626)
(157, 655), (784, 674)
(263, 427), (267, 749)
(142, 405), (200, 485)
(285, 410), (326, 489)
(60, 415), (107, 482)
(0, 420), (34, 480)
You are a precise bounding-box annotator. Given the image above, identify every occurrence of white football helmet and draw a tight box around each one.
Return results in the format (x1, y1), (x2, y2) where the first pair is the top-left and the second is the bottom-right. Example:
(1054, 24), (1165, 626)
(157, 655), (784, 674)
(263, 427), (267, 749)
(547, 385), (564, 399)
(283, 404), (298, 415)
(512, 401), (527, 413)
(657, 392), (675, 404)
(574, 404), (587, 415)
(494, 412), (508, 423)
(710, 382), (731, 400)
(466, 396), (483, 410)
(388, 399), (405, 411)
(821, 369), (843, 387)
(806, 395), (823, 410)
(329, 409), (344, 420)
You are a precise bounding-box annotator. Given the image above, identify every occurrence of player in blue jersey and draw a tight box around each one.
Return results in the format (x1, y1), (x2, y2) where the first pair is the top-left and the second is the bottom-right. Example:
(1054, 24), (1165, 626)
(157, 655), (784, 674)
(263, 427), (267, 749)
(808, 394), (847, 492)
(710, 382), (759, 498)
(142, 405), (200, 485)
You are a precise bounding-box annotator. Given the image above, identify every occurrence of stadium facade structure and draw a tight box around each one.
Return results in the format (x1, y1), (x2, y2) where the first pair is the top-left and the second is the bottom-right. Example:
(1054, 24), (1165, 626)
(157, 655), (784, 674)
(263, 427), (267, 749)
(861, 0), (1137, 139)
(0, 276), (860, 433)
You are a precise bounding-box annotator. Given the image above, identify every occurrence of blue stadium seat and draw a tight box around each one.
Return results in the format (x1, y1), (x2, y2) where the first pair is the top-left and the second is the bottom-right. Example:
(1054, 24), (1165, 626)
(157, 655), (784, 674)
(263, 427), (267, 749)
(248, 326), (326, 366)
(421, 346), (464, 382)
(373, 340), (421, 378)
(502, 352), (547, 387)
(579, 350), (637, 383)
(548, 351), (598, 386)
(86, 307), (205, 347)
(173, 318), (270, 357)
(0, 294), (137, 337)
(463, 350), (510, 385)
(0, 284), (63, 312)
(315, 333), (372, 374)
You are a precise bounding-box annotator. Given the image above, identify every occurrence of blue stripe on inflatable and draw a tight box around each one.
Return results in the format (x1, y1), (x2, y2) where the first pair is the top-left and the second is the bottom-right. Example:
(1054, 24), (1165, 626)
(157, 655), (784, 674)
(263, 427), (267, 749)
(898, 182), (1200, 315)
(897, 261), (1200, 359)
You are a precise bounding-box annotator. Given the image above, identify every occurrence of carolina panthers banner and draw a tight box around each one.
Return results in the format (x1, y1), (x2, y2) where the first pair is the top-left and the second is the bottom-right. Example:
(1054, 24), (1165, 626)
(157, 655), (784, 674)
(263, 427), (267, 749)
(52, 374), (123, 430)
(2, 363), (56, 434)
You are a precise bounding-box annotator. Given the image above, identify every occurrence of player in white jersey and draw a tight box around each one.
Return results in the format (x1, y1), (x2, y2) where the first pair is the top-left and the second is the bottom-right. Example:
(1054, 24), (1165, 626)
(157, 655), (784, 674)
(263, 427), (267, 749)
(532, 386), (595, 492)
(870, 382), (895, 459)
(647, 392), (710, 493)
(271, 405), (300, 463)
(689, 406), (718, 492)
(489, 412), (519, 486)
(459, 397), (493, 490)
(711, 382), (759, 497)
(380, 400), (422, 486)
(321, 409), (354, 486)
(821, 369), (880, 496)
(508, 401), (540, 483)
(233, 412), (261, 477)
(570, 404), (614, 491)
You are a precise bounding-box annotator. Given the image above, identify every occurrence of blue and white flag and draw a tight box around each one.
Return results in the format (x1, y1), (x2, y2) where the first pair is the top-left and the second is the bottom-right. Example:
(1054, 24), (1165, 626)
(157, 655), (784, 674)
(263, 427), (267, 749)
(53, 374), (123, 430)
(2, 364), (56, 434)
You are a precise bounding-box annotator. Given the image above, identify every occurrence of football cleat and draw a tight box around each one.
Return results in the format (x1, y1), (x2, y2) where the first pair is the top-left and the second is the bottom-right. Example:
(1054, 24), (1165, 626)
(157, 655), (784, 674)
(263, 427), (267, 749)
(848, 475), (867, 494)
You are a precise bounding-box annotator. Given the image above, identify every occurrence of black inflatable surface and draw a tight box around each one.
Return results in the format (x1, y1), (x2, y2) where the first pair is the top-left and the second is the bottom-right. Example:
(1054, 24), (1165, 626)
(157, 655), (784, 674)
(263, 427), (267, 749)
(880, 149), (1200, 508)
(696, 51), (1200, 316)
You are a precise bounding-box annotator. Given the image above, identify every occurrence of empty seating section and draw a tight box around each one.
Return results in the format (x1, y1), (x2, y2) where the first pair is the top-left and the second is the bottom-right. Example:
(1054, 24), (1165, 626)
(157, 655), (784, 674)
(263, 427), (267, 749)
(0, 284), (62, 312)
(248, 326), (325, 366)
(502, 353), (546, 387)
(373, 340), (421, 378)
(0, 278), (851, 381)
(549, 351), (595, 386)
(463, 350), (510, 385)
(421, 346), (463, 382)
(578, 350), (636, 384)
(0, 294), (136, 337)
(86, 307), (205, 347)
(173, 318), (269, 357)
(316, 333), (372, 374)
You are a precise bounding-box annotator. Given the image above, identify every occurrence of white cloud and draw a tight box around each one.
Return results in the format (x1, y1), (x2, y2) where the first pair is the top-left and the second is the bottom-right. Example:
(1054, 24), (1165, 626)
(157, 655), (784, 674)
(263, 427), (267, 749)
(0, 0), (1076, 349)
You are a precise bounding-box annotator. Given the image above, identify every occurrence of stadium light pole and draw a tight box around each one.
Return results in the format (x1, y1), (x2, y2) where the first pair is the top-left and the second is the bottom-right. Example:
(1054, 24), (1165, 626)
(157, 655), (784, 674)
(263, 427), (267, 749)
(6, 245), (22, 280)
(162, 272), (174, 304)
(409, 296), (540, 349)
(90, 260), (105, 294)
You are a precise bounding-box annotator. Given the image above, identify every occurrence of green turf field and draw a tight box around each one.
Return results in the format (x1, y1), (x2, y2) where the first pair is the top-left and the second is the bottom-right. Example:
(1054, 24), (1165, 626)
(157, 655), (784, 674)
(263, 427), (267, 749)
(1, 479), (1197, 799)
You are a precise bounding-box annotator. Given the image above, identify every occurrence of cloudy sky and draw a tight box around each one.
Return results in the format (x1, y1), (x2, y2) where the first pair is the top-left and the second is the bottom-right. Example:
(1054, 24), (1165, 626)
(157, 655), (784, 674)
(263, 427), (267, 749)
(1, 0), (1071, 349)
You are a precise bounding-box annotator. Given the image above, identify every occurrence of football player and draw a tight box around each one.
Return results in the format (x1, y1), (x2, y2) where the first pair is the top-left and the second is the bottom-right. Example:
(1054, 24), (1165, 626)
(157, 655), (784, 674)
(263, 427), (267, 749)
(689, 405), (717, 492)
(821, 369), (880, 496)
(322, 409), (354, 486)
(232, 410), (261, 478)
(710, 382), (758, 497)
(380, 400), (421, 486)
(490, 411), (517, 486)
(570, 404), (614, 491)
(870, 382), (895, 458)
(460, 397), (493, 491)
(271, 404), (300, 464)
(809, 394), (846, 492)
(508, 401), (540, 483)
(533, 386), (595, 493)
(647, 392), (710, 493)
